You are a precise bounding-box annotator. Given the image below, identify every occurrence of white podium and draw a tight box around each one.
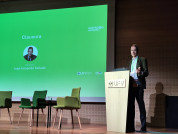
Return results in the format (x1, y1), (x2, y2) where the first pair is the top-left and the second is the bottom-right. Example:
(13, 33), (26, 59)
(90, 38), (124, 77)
(105, 71), (130, 133)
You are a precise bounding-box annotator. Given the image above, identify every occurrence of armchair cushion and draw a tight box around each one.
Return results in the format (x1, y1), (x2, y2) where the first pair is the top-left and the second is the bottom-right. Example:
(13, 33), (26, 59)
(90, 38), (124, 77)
(19, 90), (47, 109)
(19, 98), (46, 109)
(53, 87), (81, 109)
(53, 96), (80, 109)
(65, 96), (80, 108)
(19, 98), (31, 108)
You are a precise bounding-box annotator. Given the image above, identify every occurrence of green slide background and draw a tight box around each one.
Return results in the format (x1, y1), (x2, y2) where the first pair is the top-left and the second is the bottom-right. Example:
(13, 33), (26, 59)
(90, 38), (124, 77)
(0, 5), (107, 98)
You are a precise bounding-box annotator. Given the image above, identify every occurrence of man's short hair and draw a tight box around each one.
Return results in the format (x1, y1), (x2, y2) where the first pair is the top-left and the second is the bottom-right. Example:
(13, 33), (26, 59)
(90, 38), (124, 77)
(28, 47), (33, 52)
(131, 44), (139, 53)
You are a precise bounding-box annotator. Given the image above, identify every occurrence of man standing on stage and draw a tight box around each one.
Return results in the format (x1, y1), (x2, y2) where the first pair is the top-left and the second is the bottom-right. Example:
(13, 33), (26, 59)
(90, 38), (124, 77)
(129, 44), (149, 132)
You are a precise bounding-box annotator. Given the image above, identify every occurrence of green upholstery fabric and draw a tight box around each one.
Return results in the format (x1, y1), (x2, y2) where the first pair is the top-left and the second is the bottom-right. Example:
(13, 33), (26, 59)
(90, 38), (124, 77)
(53, 87), (81, 109)
(19, 90), (47, 109)
(53, 97), (65, 108)
(0, 91), (12, 108)
(71, 87), (81, 108)
(32, 91), (47, 107)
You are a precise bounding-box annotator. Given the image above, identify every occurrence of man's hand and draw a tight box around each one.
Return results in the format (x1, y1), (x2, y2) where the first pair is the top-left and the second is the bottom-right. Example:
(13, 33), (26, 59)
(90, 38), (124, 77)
(136, 67), (141, 74)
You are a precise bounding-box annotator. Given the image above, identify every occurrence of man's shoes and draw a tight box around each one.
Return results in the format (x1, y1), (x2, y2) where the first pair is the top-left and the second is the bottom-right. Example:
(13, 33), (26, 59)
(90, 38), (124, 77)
(127, 129), (135, 132)
(135, 130), (147, 133)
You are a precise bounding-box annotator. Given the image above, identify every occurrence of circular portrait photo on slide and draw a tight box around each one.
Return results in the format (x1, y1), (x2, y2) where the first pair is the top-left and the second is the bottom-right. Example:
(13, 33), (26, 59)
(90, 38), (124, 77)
(23, 46), (38, 61)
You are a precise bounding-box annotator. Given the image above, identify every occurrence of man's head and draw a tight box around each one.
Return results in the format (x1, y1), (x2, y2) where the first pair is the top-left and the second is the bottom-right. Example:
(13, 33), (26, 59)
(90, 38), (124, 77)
(130, 44), (138, 58)
(28, 47), (33, 56)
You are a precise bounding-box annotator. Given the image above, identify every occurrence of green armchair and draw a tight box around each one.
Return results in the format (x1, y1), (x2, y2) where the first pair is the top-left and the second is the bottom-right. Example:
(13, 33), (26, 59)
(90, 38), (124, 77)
(18, 90), (47, 126)
(0, 91), (12, 124)
(53, 87), (81, 129)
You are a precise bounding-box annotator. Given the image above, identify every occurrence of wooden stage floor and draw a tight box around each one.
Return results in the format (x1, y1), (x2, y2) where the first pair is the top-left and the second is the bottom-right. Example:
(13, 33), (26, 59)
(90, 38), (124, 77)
(0, 123), (177, 134)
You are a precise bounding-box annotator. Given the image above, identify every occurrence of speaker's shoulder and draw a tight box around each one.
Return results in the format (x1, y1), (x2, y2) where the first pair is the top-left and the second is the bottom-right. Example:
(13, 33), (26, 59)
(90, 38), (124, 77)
(139, 56), (147, 61)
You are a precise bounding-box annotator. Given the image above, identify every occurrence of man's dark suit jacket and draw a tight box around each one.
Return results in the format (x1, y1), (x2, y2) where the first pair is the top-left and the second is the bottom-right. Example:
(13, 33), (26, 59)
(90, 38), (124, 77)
(24, 54), (37, 61)
(129, 56), (149, 89)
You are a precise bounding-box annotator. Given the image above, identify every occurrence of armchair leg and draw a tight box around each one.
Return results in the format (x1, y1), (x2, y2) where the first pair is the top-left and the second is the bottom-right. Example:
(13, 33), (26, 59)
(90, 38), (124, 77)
(71, 110), (74, 129)
(53, 109), (58, 128)
(7, 108), (12, 124)
(58, 109), (63, 129)
(30, 109), (33, 127)
(41, 108), (46, 126)
(32, 109), (34, 126)
(37, 109), (39, 127)
(76, 109), (82, 129)
(18, 108), (24, 126)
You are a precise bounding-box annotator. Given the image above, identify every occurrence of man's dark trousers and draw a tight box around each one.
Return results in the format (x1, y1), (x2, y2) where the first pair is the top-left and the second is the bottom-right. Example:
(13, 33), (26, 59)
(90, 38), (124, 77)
(133, 86), (146, 131)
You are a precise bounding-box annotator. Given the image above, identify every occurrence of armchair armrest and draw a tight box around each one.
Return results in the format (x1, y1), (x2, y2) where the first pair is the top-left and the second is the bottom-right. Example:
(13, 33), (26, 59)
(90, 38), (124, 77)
(64, 96), (80, 108)
(0, 98), (12, 108)
(37, 98), (46, 107)
(5, 98), (12, 108)
(21, 98), (31, 106)
(56, 97), (65, 107)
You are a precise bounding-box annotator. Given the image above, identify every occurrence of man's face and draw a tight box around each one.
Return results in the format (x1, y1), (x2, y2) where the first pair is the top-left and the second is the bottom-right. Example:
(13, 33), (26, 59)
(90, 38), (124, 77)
(28, 48), (33, 56)
(131, 46), (137, 57)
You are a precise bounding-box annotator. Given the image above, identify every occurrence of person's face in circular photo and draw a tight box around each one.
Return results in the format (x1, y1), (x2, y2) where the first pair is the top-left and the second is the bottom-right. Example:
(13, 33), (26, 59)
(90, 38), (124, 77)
(24, 46), (38, 61)
(28, 48), (33, 56)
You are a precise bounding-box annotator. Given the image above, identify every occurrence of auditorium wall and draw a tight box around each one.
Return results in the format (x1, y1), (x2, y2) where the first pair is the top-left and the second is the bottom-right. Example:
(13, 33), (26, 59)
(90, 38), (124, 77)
(115, 0), (178, 127)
